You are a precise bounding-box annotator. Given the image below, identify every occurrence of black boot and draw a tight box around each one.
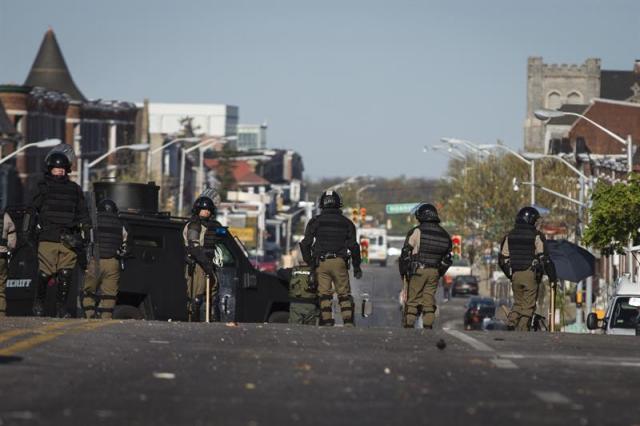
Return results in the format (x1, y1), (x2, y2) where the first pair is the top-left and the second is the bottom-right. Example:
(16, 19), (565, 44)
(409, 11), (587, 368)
(33, 271), (49, 317)
(55, 269), (73, 318)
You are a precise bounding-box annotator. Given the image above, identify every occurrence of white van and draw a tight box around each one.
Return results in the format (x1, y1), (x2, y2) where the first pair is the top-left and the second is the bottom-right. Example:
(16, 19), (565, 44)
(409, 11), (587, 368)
(587, 277), (640, 336)
(357, 227), (388, 267)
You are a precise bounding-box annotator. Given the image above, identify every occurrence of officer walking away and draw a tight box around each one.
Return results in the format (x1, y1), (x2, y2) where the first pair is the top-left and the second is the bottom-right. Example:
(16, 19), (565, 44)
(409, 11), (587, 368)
(300, 190), (362, 327)
(399, 203), (452, 329)
(0, 210), (17, 317)
(498, 207), (557, 331)
(279, 249), (319, 325)
(183, 194), (224, 322)
(82, 200), (128, 319)
(32, 146), (91, 318)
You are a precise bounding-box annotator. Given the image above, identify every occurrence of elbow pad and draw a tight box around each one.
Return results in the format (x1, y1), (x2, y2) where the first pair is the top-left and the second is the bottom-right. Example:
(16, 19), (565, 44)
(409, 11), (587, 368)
(498, 253), (512, 279)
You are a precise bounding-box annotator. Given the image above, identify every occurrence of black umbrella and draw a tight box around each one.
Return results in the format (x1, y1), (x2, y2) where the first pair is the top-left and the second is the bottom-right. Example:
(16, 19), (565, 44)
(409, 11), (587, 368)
(546, 239), (595, 282)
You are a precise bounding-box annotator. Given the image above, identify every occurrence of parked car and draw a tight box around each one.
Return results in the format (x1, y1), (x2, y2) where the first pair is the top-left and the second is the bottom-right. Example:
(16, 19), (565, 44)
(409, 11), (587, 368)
(452, 275), (479, 297)
(464, 297), (496, 330)
(587, 276), (640, 335)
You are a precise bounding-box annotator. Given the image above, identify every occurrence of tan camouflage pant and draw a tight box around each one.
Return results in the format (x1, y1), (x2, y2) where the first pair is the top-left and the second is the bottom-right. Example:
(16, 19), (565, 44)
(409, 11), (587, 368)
(38, 241), (77, 276)
(405, 267), (439, 328)
(83, 258), (120, 319)
(316, 258), (353, 325)
(508, 270), (539, 331)
(185, 264), (219, 301)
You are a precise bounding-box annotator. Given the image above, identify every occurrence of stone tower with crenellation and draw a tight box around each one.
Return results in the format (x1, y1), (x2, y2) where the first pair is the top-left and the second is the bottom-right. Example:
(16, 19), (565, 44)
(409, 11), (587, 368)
(524, 57), (601, 152)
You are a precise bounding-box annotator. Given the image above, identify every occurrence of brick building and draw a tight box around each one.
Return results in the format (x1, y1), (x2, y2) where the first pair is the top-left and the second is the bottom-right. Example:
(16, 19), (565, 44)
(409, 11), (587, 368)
(567, 99), (640, 173)
(0, 29), (142, 202)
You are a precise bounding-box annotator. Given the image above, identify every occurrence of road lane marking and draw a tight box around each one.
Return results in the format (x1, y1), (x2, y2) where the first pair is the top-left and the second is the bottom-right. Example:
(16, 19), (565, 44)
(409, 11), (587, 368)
(0, 321), (114, 356)
(0, 329), (31, 343)
(153, 372), (176, 379)
(443, 329), (494, 352)
(532, 391), (572, 405)
(501, 353), (640, 368)
(491, 358), (519, 369)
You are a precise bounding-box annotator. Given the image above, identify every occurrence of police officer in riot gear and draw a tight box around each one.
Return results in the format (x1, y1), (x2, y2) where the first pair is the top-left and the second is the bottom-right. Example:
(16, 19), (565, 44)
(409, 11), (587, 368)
(300, 190), (362, 327)
(499, 206), (557, 331)
(32, 147), (91, 318)
(183, 195), (224, 322)
(0, 210), (17, 317)
(399, 203), (452, 329)
(82, 199), (128, 319)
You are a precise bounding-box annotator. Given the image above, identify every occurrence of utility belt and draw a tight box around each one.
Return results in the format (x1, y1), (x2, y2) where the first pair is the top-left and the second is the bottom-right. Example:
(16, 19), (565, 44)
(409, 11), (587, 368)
(60, 229), (85, 251)
(410, 260), (439, 273)
(316, 252), (350, 269)
(289, 295), (319, 305)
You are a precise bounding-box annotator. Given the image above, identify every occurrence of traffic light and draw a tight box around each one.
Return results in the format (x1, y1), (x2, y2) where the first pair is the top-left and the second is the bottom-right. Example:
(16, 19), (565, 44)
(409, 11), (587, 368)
(351, 208), (359, 224)
(360, 237), (369, 264)
(451, 235), (462, 260)
(360, 207), (366, 224)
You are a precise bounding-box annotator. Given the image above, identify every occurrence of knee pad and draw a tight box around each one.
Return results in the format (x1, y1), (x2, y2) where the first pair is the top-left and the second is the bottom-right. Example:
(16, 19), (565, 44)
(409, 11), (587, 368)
(58, 269), (73, 284)
(38, 271), (50, 285)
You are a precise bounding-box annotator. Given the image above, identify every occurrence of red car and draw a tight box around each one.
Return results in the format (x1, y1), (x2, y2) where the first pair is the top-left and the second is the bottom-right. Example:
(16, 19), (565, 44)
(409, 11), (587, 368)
(250, 255), (279, 273)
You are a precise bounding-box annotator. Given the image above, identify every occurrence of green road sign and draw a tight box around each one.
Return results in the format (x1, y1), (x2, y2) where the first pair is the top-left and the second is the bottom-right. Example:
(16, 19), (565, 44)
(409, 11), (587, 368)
(385, 203), (419, 215)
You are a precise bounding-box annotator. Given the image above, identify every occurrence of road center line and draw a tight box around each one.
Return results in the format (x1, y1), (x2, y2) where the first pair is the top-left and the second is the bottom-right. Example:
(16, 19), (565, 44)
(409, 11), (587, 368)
(443, 328), (495, 352)
(0, 329), (31, 343)
(491, 358), (519, 369)
(0, 321), (114, 356)
(532, 391), (572, 405)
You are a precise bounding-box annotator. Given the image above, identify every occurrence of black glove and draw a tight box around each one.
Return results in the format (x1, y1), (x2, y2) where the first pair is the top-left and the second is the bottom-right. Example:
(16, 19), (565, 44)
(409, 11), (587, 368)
(353, 266), (363, 280)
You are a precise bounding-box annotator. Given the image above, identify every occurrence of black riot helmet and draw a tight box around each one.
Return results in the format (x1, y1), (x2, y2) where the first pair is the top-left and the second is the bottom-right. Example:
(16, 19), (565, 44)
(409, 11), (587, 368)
(192, 196), (217, 216)
(415, 203), (440, 223)
(45, 152), (71, 173)
(319, 190), (343, 210)
(515, 206), (540, 226)
(97, 199), (118, 214)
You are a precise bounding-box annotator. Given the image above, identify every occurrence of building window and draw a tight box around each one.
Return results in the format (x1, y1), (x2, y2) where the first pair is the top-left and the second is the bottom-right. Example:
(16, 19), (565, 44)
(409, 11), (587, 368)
(567, 91), (583, 104)
(547, 91), (562, 109)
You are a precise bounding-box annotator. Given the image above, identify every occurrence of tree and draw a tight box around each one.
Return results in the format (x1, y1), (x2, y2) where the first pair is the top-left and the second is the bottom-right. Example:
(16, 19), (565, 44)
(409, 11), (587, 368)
(583, 175), (640, 254)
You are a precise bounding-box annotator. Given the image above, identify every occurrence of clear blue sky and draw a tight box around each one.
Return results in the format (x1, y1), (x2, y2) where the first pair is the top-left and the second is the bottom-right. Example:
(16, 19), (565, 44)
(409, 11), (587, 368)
(1, 0), (638, 179)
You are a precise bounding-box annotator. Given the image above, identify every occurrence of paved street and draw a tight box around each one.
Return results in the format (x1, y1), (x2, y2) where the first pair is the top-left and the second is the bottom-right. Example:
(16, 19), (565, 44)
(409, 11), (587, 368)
(1, 264), (639, 426)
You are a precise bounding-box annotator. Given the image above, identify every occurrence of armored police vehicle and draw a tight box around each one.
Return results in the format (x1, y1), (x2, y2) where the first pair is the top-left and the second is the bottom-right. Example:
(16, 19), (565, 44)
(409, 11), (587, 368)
(5, 181), (290, 323)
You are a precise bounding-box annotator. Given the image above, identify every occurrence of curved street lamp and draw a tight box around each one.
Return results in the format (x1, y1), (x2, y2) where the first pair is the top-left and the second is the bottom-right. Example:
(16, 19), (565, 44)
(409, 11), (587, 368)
(534, 108), (633, 173)
(0, 139), (61, 165)
(146, 137), (200, 182)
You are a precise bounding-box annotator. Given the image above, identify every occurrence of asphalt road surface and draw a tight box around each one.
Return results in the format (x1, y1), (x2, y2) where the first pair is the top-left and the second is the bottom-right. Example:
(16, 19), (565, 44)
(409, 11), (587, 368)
(1, 264), (639, 426)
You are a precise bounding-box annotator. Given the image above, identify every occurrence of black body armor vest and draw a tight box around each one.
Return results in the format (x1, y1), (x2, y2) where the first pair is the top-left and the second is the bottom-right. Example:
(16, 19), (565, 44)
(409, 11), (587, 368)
(97, 212), (123, 259)
(313, 209), (350, 257)
(507, 224), (537, 271)
(39, 176), (80, 228)
(416, 222), (451, 267)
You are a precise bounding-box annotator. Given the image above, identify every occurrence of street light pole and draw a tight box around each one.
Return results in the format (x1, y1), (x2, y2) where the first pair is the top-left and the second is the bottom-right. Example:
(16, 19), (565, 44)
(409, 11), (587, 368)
(177, 137), (220, 216)
(478, 143), (535, 205)
(146, 137), (200, 182)
(0, 139), (61, 165)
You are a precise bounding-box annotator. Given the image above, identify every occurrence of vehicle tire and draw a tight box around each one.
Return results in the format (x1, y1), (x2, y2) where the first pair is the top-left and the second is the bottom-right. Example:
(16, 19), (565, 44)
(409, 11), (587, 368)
(380, 260), (387, 267)
(268, 311), (289, 323)
(113, 304), (144, 320)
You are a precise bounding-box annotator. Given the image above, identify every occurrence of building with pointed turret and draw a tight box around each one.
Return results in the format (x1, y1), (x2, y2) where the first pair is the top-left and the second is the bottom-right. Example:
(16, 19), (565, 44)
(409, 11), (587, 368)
(0, 29), (143, 201)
